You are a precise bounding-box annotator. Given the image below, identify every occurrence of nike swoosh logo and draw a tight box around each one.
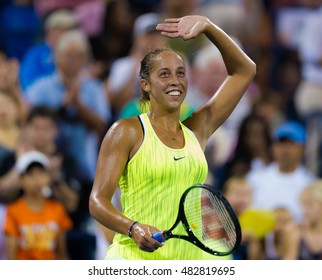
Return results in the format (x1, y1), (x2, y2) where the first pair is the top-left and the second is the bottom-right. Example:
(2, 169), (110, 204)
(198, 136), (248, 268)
(174, 156), (185, 161)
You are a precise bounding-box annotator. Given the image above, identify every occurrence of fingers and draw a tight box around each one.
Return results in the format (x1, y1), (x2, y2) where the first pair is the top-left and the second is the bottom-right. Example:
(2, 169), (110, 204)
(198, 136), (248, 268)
(132, 224), (164, 253)
(156, 23), (178, 32)
(163, 17), (181, 23)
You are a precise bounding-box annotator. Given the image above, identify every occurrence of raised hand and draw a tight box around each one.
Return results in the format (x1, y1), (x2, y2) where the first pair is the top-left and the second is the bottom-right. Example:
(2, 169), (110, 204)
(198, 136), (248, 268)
(156, 15), (210, 41)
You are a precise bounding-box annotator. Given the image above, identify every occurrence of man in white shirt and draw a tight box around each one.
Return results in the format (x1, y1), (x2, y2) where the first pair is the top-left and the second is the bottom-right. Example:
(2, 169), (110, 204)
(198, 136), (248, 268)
(247, 121), (316, 222)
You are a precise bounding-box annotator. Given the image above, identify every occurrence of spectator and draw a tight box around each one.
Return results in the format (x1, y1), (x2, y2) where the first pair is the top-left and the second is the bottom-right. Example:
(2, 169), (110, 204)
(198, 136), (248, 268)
(298, 179), (322, 259)
(92, 0), (134, 80)
(19, 9), (78, 91)
(0, 54), (26, 123)
(223, 175), (270, 260)
(221, 113), (273, 188)
(294, 5), (322, 176)
(3, 151), (72, 259)
(0, 88), (24, 201)
(263, 207), (300, 260)
(247, 120), (316, 222)
(25, 29), (111, 184)
(23, 106), (80, 214)
(0, 54), (26, 201)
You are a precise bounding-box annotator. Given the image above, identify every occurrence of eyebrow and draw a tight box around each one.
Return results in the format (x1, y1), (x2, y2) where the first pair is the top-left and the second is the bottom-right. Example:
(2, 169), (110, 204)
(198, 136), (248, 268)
(158, 66), (186, 72)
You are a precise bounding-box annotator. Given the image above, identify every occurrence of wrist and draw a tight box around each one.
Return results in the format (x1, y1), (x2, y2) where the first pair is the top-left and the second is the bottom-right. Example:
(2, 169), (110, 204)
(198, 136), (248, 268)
(128, 221), (139, 238)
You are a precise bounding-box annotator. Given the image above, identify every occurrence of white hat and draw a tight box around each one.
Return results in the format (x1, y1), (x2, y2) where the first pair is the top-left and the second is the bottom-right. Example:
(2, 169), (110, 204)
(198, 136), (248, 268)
(45, 9), (78, 30)
(16, 151), (50, 174)
(133, 12), (160, 37)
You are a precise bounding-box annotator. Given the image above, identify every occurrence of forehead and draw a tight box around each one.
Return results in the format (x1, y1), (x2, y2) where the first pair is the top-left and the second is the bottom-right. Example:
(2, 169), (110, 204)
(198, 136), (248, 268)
(152, 51), (185, 70)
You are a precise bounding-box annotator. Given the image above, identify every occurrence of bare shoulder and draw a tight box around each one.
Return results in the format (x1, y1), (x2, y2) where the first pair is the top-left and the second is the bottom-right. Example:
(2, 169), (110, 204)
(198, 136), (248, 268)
(102, 116), (143, 156)
(108, 117), (141, 135)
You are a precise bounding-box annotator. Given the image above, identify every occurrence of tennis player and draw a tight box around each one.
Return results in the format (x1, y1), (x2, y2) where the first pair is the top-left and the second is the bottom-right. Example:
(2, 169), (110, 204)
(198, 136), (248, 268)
(89, 14), (256, 260)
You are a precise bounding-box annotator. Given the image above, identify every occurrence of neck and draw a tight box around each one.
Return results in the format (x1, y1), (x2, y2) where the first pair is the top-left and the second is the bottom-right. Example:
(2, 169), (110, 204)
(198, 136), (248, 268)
(24, 194), (45, 211)
(278, 163), (298, 173)
(147, 111), (181, 131)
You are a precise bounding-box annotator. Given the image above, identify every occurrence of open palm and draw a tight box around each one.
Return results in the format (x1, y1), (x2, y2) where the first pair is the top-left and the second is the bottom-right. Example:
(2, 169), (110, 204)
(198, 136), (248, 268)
(156, 15), (209, 41)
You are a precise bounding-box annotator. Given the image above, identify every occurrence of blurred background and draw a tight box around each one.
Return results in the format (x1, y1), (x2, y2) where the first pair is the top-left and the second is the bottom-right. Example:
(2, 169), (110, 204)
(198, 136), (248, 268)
(0, 0), (322, 260)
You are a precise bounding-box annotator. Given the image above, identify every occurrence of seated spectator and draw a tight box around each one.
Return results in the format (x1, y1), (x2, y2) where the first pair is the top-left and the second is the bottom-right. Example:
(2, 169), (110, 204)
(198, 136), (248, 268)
(23, 106), (80, 214)
(25, 29), (111, 184)
(247, 121), (316, 223)
(3, 151), (72, 259)
(19, 9), (78, 91)
(223, 175), (271, 260)
(263, 207), (300, 260)
(298, 180), (322, 259)
(221, 113), (273, 188)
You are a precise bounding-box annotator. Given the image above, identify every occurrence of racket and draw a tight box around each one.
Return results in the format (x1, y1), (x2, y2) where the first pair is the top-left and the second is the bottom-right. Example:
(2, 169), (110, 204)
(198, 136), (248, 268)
(152, 184), (242, 256)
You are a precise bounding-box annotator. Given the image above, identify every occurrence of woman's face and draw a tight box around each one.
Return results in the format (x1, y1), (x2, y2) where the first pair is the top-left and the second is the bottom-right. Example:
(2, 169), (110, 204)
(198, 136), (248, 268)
(244, 120), (267, 152)
(144, 51), (188, 111)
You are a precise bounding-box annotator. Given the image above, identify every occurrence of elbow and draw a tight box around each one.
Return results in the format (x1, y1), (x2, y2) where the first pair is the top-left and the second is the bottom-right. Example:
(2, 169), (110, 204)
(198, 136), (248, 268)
(249, 60), (257, 80)
(88, 192), (98, 219)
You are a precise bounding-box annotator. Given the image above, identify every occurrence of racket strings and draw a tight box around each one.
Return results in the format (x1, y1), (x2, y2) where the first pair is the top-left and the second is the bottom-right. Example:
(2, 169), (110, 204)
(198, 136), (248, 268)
(184, 188), (237, 253)
(208, 194), (237, 249)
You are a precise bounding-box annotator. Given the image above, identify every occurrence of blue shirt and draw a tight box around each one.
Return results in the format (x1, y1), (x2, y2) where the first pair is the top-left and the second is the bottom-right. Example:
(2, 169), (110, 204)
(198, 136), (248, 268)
(26, 72), (111, 181)
(0, 3), (41, 60)
(19, 42), (55, 91)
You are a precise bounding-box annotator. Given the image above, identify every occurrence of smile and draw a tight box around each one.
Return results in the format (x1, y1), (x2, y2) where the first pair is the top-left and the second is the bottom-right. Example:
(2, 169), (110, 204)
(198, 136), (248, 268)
(166, 90), (181, 96)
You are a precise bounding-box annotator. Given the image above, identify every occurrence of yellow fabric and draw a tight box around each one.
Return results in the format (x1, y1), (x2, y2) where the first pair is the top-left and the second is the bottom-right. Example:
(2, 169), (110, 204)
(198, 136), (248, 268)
(105, 113), (209, 260)
(239, 209), (276, 239)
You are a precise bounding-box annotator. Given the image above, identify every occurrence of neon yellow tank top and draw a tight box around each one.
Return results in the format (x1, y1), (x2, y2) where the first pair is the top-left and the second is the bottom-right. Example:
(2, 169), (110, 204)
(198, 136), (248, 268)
(105, 113), (208, 260)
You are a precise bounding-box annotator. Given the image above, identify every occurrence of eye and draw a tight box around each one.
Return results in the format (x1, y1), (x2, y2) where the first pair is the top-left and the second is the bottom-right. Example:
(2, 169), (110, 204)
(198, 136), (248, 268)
(177, 70), (186, 77)
(160, 71), (169, 77)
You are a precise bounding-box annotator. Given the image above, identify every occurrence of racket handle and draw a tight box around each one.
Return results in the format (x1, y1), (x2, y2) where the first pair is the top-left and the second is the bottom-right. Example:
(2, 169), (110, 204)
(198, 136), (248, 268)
(152, 231), (166, 242)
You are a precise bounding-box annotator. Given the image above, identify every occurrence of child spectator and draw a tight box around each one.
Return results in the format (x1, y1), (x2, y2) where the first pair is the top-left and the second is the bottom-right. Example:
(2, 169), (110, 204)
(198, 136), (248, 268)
(264, 207), (300, 260)
(298, 180), (322, 259)
(3, 151), (72, 259)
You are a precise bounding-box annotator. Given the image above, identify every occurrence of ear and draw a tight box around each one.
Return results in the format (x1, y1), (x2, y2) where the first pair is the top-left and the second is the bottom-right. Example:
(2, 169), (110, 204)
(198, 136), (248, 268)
(140, 79), (150, 93)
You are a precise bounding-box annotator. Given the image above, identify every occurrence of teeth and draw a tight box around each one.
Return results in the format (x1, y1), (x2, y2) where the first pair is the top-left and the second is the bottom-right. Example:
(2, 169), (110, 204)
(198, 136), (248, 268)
(167, 90), (181, 96)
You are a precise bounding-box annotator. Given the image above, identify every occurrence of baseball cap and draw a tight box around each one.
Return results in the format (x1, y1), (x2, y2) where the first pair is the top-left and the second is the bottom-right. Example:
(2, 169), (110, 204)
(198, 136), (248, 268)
(16, 151), (50, 175)
(273, 121), (306, 144)
(45, 9), (78, 30)
(133, 12), (160, 37)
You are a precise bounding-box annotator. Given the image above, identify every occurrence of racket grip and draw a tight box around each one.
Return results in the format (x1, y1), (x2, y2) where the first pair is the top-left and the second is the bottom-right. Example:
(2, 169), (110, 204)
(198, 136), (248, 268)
(152, 231), (166, 242)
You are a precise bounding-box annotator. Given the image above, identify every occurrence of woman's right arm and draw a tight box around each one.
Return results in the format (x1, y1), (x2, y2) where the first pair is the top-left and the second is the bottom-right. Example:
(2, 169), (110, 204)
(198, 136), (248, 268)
(89, 118), (162, 252)
(89, 118), (137, 235)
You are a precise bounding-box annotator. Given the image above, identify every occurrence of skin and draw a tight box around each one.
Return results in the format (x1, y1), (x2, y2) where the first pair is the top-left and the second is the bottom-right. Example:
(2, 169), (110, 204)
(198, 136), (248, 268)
(272, 139), (304, 173)
(89, 15), (256, 253)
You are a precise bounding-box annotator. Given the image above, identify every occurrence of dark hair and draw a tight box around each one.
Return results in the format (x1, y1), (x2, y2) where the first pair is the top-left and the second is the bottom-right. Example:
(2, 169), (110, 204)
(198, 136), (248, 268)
(26, 106), (58, 124)
(139, 47), (186, 106)
(233, 113), (272, 162)
(23, 162), (46, 175)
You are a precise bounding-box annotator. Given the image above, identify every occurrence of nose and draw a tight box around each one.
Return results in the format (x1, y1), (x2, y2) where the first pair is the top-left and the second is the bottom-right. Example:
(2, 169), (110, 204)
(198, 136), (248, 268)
(169, 74), (180, 86)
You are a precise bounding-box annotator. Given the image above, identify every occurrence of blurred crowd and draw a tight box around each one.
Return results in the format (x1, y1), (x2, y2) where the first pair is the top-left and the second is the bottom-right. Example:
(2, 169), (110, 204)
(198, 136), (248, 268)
(0, 0), (322, 260)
